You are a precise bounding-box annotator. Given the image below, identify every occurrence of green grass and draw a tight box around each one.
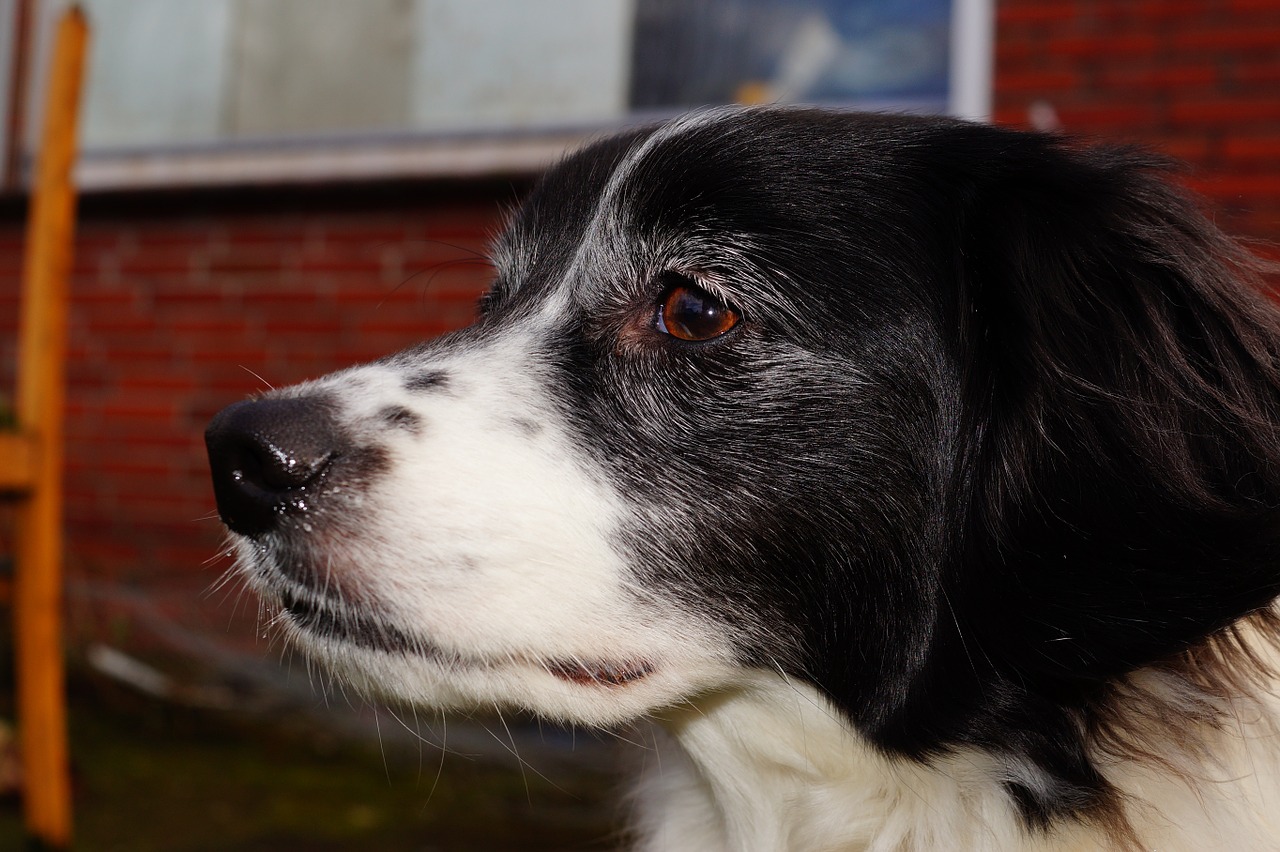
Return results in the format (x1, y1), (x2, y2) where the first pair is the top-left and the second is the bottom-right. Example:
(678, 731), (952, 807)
(0, 677), (624, 851)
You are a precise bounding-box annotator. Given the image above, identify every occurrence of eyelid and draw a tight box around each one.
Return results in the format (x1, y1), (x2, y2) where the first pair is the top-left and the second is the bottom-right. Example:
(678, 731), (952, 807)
(668, 270), (733, 307)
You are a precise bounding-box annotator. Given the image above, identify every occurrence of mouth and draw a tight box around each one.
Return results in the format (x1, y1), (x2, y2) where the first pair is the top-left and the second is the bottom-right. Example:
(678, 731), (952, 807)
(546, 659), (654, 687)
(281, 589), (654, 689)
(279, 589), (425, 656)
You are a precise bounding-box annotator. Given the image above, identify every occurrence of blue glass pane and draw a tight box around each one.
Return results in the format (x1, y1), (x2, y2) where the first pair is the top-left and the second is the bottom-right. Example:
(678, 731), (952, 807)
(631, 0), (951, 112)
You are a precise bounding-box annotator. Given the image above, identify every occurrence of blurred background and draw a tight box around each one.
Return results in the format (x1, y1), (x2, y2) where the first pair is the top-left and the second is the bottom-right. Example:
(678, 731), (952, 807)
(0, 0), (1277, 849)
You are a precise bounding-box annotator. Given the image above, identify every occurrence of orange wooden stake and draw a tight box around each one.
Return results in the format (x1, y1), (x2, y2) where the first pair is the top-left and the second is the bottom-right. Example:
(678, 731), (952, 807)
(13, 6), (89, 848)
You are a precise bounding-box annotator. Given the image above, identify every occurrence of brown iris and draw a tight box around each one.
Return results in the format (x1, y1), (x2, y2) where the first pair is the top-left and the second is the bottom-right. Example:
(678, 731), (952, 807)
(656, 276), (740, 341)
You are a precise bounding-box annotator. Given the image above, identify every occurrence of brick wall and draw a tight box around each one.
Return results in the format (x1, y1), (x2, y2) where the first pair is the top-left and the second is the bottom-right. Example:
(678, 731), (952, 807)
(995, 0), (1280, 247)
(0, 183), (513, 652)
(1, 1), (1278, 662)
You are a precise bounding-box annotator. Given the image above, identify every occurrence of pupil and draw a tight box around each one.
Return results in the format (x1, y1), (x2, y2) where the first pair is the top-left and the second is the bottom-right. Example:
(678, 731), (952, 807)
(678, 290), (716, 330)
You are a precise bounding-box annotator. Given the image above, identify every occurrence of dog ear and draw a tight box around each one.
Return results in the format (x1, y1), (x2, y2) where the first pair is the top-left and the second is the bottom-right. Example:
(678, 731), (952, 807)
(955, 137), (1280, 684)
(871, 136), (1280, 828)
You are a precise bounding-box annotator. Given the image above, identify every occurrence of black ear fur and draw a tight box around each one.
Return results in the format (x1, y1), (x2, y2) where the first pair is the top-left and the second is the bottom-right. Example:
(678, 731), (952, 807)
(962, 140), (1280, 680)
(881, 130), (1280, 831)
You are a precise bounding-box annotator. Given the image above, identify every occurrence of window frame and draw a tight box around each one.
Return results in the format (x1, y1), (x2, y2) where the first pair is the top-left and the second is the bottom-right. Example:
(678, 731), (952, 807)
(15, 0), (994, 193)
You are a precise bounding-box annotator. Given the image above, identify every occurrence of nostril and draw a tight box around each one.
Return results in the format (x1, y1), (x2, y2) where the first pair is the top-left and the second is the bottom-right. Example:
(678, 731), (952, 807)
(205, 396), (343, 537)
(225, 431), (331, 493)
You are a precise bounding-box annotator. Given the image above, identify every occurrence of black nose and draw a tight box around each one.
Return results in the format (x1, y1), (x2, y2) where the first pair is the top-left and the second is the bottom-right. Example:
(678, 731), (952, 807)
(205, 397), (342, 537)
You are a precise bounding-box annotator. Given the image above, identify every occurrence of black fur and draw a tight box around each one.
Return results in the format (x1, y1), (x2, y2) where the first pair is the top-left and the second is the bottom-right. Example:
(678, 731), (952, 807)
(206, 107), (1280, 838)
(489, 108), (1280, 828)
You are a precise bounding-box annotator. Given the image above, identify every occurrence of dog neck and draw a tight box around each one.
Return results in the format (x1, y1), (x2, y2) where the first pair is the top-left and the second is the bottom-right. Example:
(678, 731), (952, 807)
(629, 667), (1280, 852)
(633, 672), (1046, 851)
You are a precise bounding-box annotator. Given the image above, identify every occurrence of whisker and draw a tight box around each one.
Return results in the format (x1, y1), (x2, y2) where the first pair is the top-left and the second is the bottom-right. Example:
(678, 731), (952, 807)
(238, 364), (275, 391)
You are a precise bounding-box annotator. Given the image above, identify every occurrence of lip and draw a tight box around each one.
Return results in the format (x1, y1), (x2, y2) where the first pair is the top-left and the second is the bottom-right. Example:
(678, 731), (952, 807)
(280, 589), (654, 688)
(280, 589), (425, 656)
(547, 659), (654, 687)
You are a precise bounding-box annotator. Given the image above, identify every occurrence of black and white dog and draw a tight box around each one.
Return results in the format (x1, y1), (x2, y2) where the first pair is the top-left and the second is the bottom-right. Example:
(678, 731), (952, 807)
(206, 107), (1280, 850)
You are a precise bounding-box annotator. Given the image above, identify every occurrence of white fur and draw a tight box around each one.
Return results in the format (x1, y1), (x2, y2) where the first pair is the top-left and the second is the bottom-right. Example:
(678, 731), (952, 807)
(250, 329), (740, 726)
(630, 668), (1280, 851)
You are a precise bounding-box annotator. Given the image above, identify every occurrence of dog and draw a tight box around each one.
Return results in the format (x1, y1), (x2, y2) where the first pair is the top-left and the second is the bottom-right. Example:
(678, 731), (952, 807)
(205, 107), (1280, 850)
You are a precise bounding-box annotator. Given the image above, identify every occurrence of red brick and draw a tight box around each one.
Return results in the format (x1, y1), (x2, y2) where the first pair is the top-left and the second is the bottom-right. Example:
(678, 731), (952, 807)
(1094, 1), (1217, 23)
(72, 541), (141, 564)
(1172, 26), (1280, 52)
(1047, 33), (1161, 60)
(198, 373), (276, 394)
(85, 311), (156, 333)
(1168, 98), (1280, 126)
(206, 249), (285, 274)
(97, 399), (179, 421)
(995, 43), (1038, 68)
(999, 3), (1080, 25)
(1154, 136), (1213, 164)
(1233, 58), (1280, 85)
(294, 246), (384, 274)
(117, 372), (198, 392)
(84, 458), (172, 477)
(1097, 65), (1218, 90)
(413, 217), (498, 241)
(73, 229), (126, 251)
(188, 346), (271, 365)
(111, 492), (210, 521)
(1222, 135), (1280, 162)
(117, 249), (196, 276)
(332, 285), (429, 307)
(224, 229), (312, 248)
(134, 227), (218, 249)
(160, 296), (237, 317)
(317, 222), (410, 244)
(80, 280), (125, 307)
(1186, 174), (1280, 201)
(155, 543), (230, 572)
(996, 69), (1086, 94)
(269, 317), (342, 334)
(1055, 102), (1163, 132)
(239, 290), (326, 309)
(1227, 0), (1280, 12)
(208, 267), (293, 287)
(167, 314), (252, 334)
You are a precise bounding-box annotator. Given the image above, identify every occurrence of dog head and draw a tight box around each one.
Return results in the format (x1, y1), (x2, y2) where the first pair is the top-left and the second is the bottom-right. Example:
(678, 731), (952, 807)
(206, 107), (1280, 824)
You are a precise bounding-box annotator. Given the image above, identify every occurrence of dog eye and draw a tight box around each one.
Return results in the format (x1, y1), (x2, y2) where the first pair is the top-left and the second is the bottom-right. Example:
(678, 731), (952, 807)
(655, 277), (740, 341)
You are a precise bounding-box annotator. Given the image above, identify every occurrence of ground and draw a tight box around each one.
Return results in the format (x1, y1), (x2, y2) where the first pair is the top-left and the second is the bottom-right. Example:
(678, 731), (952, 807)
(0, 658), (627, 851)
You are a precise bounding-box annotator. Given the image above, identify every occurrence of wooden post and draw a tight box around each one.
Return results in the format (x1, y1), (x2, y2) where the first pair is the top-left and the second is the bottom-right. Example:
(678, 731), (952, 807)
(2, 0), (35, 192)
(13, 6), (88, 848)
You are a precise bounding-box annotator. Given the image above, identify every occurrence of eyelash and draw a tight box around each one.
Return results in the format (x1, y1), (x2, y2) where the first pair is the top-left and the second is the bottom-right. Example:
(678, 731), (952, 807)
(653, 272), (742, 342)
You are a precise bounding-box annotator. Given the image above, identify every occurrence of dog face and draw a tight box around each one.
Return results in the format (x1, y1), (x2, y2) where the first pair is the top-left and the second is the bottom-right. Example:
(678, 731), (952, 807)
(207, 107), (1280, 822)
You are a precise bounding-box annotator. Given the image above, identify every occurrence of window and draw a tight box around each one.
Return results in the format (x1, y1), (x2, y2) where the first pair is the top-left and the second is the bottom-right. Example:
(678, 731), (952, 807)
(11, 0), (992, 189)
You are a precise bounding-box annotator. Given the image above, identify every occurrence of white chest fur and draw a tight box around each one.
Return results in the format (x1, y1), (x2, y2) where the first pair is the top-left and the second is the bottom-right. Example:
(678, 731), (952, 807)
(628, 672), (1280, 852)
